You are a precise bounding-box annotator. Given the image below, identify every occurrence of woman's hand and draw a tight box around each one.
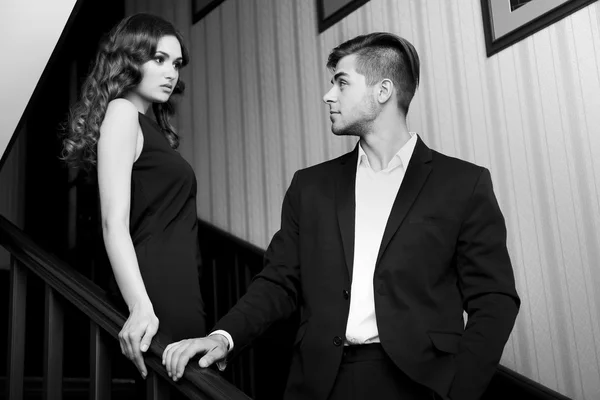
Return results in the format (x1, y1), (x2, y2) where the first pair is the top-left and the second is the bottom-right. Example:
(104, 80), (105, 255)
(119, 302), (159, 378)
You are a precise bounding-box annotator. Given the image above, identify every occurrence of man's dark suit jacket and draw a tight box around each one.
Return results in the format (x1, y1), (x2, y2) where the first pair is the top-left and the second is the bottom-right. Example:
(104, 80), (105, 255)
(214, 136), (520, 400)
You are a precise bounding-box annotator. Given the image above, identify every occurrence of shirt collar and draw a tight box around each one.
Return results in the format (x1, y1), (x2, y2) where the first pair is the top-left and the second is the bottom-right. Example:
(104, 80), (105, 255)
(357, 132), (418, 172)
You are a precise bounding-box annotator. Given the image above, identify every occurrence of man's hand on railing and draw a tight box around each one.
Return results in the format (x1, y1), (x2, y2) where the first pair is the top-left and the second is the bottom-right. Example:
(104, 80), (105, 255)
(118, 302), (159, 379)
(162, 334), (229, 382)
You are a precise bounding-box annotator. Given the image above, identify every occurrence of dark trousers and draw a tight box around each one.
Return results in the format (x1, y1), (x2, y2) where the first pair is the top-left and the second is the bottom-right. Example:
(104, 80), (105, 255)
(327, 344), (434, 400)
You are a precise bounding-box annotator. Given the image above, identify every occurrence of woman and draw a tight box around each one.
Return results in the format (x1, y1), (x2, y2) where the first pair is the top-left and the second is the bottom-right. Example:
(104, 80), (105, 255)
(62, 13), (206, 382)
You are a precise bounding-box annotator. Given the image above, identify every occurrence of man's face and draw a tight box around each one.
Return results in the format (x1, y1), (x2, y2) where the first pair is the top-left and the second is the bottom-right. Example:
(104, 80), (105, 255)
(323, 54), (379, 137)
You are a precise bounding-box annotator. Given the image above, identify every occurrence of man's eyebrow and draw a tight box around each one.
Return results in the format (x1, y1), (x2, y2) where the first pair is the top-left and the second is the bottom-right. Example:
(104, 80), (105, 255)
(330, 71), (349, 84)
(156, 50), (183, 61)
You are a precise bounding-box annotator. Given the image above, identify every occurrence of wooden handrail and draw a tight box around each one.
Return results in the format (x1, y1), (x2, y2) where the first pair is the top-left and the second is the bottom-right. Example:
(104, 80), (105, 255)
(2, 210), (572, 400)
(0, 214), (251, 400)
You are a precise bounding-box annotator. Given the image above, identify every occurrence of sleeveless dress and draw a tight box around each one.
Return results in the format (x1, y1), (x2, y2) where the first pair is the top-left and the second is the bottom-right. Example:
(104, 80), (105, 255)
(128, 112), (206, 341)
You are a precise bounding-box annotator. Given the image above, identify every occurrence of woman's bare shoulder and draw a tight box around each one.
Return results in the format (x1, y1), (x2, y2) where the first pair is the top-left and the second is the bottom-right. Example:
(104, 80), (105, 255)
(101, 99), (140, 137)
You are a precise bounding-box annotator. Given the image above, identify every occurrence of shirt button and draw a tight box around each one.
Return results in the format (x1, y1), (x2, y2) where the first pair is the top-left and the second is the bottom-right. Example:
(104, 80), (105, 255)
(333, 336), (343, 346)
(343, 290), (349, 300)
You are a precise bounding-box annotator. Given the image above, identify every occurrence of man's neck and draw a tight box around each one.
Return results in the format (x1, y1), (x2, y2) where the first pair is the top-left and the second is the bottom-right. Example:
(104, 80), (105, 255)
(360, 117), (411, 172)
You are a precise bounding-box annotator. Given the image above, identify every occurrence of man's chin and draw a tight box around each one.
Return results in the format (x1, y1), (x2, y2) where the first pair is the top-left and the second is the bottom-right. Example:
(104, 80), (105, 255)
(331, 124), (347, 136)
(331, 126), (358, 137)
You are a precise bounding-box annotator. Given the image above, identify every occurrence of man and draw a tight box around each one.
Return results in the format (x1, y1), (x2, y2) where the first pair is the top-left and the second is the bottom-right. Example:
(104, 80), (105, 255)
(163, 32), (520, 400)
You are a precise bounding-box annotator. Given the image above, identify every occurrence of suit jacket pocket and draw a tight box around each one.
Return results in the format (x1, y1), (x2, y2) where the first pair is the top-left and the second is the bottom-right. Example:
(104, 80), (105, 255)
(408, 216), (458, 225)
(428, 331), (462, 354)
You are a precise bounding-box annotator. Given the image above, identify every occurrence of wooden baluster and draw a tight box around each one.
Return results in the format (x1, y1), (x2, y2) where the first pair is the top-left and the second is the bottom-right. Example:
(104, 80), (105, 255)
(89, 321), (111, 400)
(7, 256), (27, 400)
(146, 370), (170, 400)
(43, 283), (65, 400)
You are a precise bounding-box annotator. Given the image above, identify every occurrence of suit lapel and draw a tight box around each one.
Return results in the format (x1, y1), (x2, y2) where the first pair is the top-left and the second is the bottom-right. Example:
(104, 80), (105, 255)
(335, 147), (358, 279)
(375, 136), (432, 267)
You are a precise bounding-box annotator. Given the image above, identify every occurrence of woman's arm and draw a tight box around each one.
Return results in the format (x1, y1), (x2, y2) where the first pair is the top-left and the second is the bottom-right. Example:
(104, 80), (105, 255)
(98, 98), (157, 378)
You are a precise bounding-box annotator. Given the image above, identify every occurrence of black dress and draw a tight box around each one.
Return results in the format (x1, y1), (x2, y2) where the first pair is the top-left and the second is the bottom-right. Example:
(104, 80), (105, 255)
(128, 112), (206, 341)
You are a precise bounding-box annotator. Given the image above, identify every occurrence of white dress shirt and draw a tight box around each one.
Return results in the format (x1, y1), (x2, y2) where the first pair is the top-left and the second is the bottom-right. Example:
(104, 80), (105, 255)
(213, 133), (418, 354)
(345, 133), (417, 344)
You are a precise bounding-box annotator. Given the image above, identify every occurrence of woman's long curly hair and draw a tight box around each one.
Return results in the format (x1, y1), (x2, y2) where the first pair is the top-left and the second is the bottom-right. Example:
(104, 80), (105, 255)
(62, 13), (189, 170)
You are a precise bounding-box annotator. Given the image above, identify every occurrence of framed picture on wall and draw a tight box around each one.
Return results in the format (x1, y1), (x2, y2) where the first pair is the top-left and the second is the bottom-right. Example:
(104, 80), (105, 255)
(192, 0), (226, 24)
(317, 0), (371, 33)
(481, 0), (597, 57)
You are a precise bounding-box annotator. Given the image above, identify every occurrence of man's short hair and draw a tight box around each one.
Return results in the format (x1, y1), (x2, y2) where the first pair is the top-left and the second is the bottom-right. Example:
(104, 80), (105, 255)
(327, 32), (420, 114)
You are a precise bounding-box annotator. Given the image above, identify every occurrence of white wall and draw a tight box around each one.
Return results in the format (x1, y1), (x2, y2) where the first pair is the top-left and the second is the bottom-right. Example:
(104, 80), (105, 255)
(0, 0), (77, 269)
(127, 0), (600, 398)
(0, 0), (77, 161)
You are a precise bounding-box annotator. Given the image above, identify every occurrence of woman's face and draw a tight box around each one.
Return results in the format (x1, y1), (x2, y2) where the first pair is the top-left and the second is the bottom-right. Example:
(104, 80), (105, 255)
(126, 35), (183, 112)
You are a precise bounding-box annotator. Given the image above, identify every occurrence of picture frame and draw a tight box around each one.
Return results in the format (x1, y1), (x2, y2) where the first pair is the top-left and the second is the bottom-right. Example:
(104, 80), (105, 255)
(480, 0), (597, 57)
(192, 0), (226, 24)
(317, 0), (371, 33)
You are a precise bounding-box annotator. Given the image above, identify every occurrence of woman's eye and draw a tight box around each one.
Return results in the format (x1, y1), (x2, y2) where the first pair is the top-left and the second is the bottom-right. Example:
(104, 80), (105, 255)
(174, 62), (182, 70)
(154, 56), (164, 64)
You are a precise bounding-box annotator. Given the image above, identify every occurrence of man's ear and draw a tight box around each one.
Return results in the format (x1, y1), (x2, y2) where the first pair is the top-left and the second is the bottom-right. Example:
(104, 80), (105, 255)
(376, 79), (394, 104)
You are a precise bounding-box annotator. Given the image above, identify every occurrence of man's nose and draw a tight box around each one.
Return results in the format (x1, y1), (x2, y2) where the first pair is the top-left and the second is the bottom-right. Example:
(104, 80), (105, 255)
(323, 87), (335, 104)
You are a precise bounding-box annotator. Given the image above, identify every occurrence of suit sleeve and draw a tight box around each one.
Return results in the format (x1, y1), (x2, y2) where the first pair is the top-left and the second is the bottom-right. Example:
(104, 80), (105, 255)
(212, 171), (302, 357)
(449, 168), (520, 400)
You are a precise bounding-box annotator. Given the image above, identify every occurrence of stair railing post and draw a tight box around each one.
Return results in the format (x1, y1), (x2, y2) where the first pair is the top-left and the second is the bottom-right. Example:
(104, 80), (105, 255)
(89, 321), (112, 400)
(7, 256), (27, 400)
(43, 283), (65, 400)
(146, 370), (170, 400)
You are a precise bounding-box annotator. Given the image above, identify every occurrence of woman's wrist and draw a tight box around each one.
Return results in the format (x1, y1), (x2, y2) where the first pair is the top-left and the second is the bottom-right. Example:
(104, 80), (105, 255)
(128, 298), (154, 313)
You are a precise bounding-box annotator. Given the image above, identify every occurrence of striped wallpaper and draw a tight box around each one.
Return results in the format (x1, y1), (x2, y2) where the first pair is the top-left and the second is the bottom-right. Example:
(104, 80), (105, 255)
(116, 0), (600, 398)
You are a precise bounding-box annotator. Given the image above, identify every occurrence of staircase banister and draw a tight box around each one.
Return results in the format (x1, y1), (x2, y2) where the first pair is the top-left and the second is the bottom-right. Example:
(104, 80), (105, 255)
(0, 214), (251, 400)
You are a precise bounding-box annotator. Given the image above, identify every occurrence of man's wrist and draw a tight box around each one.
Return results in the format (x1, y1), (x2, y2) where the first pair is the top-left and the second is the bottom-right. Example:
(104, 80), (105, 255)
(208, 330), (234, 351)
(211, 333), (229, 348)
(207, 330), (233, 372)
